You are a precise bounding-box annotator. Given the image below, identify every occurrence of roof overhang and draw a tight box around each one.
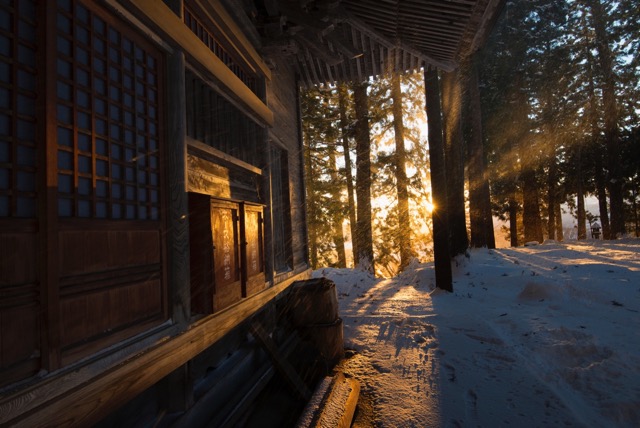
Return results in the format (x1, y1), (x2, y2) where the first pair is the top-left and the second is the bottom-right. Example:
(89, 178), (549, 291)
(250, 0), (506, 86)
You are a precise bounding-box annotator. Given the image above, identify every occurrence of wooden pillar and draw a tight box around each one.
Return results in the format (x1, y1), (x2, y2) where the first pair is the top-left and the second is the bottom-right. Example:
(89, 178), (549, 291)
(262, 135), (275, 286)
(163, 0), (193, 413)
(160, 363), (194, 412)
(42, 0), (61, 370)
(165, 0), (190, 326)
(424, 69), (452, 291)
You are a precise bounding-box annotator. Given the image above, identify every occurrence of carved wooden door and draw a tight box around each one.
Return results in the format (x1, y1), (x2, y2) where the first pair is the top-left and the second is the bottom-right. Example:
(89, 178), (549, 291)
(210, 200), (242, 311)
(241, 204), (265, 297)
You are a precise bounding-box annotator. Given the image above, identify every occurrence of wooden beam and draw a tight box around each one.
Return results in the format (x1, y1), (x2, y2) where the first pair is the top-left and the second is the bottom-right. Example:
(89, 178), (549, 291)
(294, 31), (343, 66)
(127, 0), (274, 126)
(346, 16), (456, 71)
(0, 270), (312, 427)
(463, 0), (507, 58)
(324, 31), (362, 60)
(187, 137), (263, 175)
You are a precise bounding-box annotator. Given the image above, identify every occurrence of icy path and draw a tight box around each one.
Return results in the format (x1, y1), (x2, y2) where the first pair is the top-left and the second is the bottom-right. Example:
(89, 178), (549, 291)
(315, 239), (640, 428)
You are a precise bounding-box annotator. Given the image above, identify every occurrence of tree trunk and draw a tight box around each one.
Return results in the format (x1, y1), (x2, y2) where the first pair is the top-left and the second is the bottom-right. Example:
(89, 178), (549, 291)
(353, 81), (374, 272)
(547, 156), (557, 240)
(390, 72), (413, 268)
(589, 0), (624, 238)
(424, 69), (453, 291)
(467, 55), (494, 248)
(594, 153), (611, 239)
(508, 190), (519, 247)
(576, 147), (587, 240)
(441, 68), (469, 256)
(338, 84), (358, 265)
(585, 42), (611, 240)
(521, 167), (544, 244)
(329, 148), (347, 268)
(482, 179), (496, 249)
(304, 129), (319, 268)
(632, 185), (639, 237)
(555, 201), (564, 241)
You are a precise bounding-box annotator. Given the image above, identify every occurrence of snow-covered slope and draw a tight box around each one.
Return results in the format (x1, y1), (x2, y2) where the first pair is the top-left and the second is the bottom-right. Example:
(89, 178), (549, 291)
(314, 239), (640, 428)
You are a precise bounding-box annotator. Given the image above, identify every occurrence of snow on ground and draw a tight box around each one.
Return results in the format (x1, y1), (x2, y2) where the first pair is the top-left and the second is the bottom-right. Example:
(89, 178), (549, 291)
(314, 239), (640, 428)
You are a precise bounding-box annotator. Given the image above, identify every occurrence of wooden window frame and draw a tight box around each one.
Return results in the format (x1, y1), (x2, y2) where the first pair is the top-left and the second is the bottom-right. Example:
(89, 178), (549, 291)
(54, 0), (164, 222)
(0, 0), (39, 219)
(269, 142), (293, 274)
(185, 67), (264, 169)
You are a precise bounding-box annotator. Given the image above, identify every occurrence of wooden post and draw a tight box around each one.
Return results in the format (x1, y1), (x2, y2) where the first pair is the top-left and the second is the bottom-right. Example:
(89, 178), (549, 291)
(42, 0), (61, 371)
(262, 138), (275, 285)
(424, 69), (452, 291)
(160, 363), (194, 412)
(163, 0), (194, 413)
(165, 0), (191, 325)
(166, 50), (191, 323)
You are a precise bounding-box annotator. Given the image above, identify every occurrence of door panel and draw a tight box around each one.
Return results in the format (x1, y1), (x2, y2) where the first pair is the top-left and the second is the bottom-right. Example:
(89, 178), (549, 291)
(210, 200), (242, 311)
(242, 204), (265, 297)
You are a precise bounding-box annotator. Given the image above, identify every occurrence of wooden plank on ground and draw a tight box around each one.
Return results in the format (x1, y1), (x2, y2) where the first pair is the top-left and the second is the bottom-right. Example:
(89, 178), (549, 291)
(295, 372), (360, 428)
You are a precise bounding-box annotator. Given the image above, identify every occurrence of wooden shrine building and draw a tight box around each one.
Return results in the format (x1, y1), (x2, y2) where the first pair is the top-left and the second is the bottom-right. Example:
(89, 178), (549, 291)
(0, 0), (503, 426)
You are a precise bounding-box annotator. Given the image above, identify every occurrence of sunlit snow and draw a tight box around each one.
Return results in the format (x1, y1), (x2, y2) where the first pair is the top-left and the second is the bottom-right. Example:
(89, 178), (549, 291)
(314, 239), (640, 428)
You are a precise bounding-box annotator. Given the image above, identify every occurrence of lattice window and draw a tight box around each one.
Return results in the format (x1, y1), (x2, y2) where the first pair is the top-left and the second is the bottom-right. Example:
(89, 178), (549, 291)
(55, 0), (162, 220)
(185, 69), (262, 167)
(270, 144), (293, 272)
(0, 0), (38, 218)
(183, 1), (257, 94)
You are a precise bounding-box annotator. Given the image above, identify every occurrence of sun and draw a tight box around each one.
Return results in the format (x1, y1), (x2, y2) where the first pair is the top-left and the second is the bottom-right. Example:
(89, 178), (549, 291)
(423, 201), (434, 213)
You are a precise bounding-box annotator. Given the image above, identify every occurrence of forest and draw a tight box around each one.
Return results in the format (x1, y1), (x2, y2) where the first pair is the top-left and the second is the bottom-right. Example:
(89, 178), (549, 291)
(301, 0), (640, 278)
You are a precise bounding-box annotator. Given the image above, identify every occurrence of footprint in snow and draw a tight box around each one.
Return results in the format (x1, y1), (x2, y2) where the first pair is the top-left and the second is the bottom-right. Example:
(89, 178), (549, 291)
(444, 363), (456, 382)
(466, 389), (480, 427)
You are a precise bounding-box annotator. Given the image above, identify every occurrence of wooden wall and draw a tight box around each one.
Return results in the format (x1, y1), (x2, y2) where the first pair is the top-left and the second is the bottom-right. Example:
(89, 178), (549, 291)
(1, 0), (311, 423)
(0, 222), (40, 386)
(265, 57), (309, 272)
(57, 221), (166, 364)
